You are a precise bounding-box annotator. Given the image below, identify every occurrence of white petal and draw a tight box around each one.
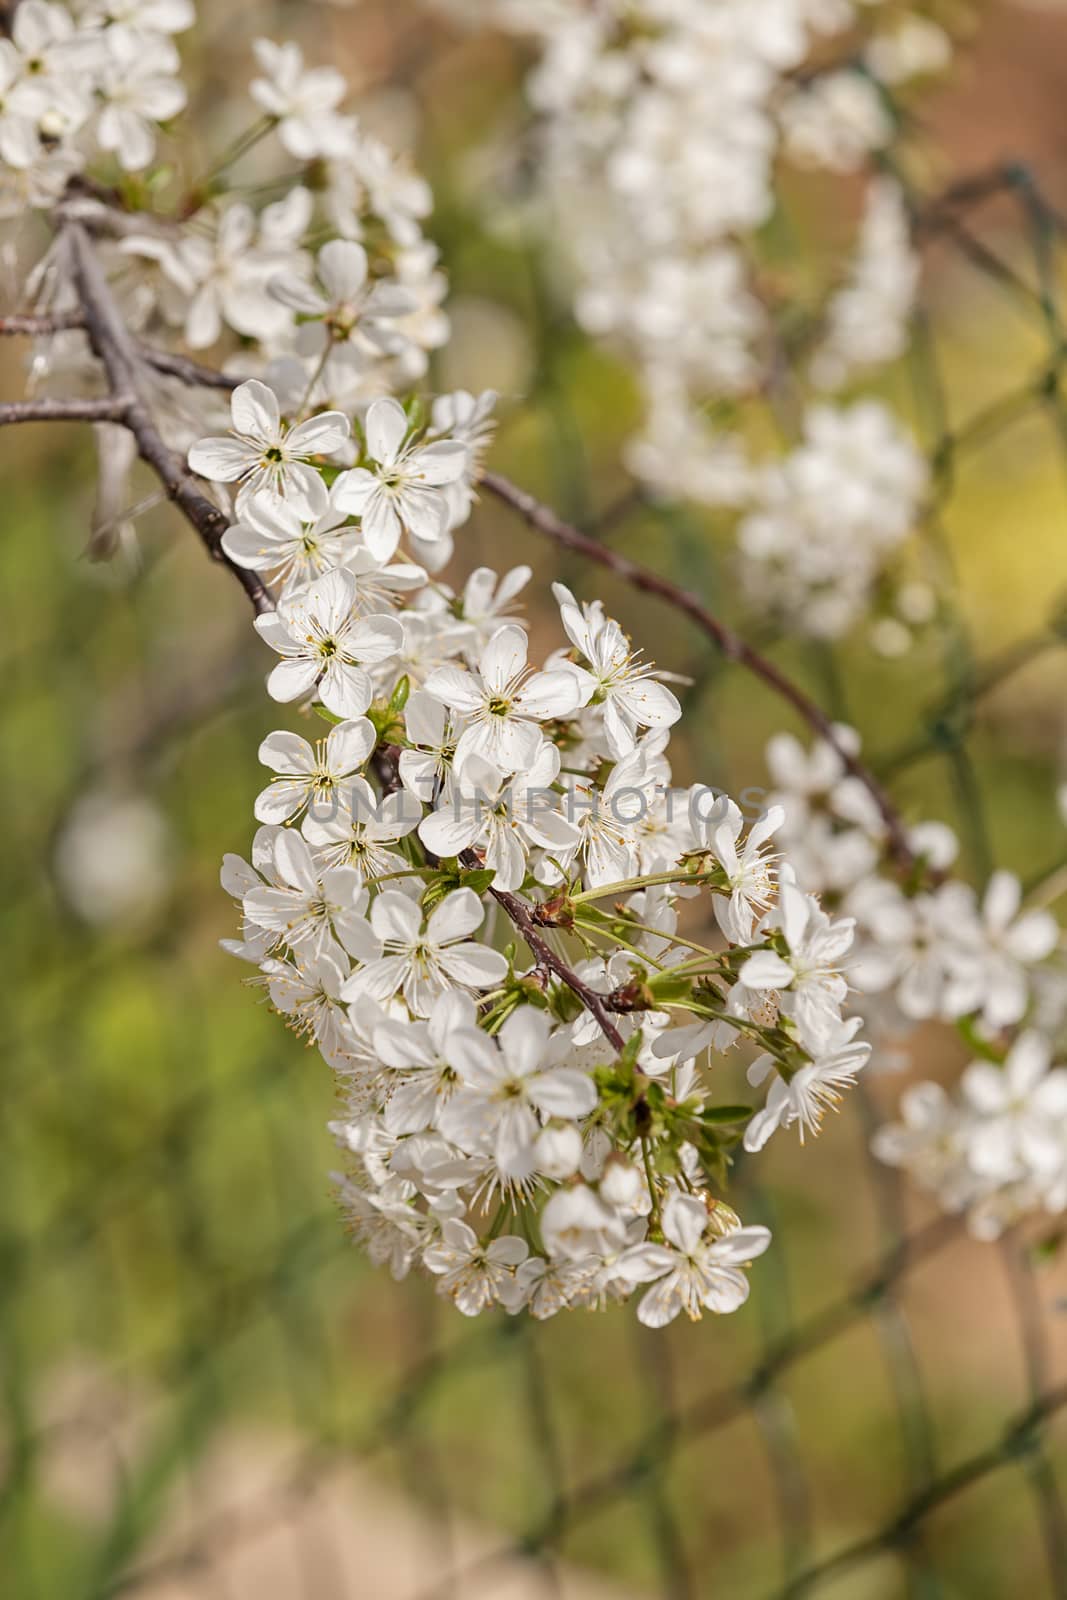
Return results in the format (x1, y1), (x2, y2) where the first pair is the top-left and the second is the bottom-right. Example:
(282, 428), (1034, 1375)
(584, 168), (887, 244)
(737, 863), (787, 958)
(427, 887), (484, 945)
(528, 1069), (596, 1119)
(326, 717), (376, 775)
(516, 669), (584, 721)
(266, 657), (321, 702)
(319, 662), (373, 719)
(187, 436), (253, 482)
(274, 830), (318, 893)
(317, 237), (368, 303)
(258, 730), (315, 775)
(409, 439), (469, 486)
(365, 397), (409, 465)
(330, 467), (376, 513)
(423, 666), (483, 716)
(438, 942), (509, 988)
(371, 889), (422, 945)
(418, 808), (481, 859)
(288, 409), (350, 457)
(231, 379), (280, 444)
(480, 626), (528, 694)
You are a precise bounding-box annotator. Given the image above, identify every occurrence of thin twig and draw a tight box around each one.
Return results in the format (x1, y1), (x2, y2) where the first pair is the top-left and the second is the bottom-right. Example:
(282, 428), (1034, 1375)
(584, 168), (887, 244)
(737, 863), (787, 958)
(139, 346), (243, 392)
(0, 396), (131, 425)
(373, 746), (626, 1053)
(481, 470), (917, 870)
(0, 312), (85, 336)
(488, 883), (626, 1052)
(63, 221), (273, 616)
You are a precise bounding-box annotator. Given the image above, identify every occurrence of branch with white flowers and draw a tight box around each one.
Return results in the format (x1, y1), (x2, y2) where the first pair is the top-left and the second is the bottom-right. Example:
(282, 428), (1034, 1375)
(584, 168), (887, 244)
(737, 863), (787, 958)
(4, 0), (1061, 1327)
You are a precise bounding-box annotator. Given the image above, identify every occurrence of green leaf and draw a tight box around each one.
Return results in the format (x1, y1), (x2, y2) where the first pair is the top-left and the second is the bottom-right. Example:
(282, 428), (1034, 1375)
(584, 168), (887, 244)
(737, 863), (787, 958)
(647, 971), (695, 1004)
(460, 868), (497, 895)
(700, 1104), (754, 1125)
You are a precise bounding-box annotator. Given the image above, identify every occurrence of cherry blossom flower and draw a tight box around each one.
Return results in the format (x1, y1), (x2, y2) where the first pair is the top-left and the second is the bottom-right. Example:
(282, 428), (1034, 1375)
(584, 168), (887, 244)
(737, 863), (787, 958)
(423, 1219), (528, 1316)
(254, 568), (404, 719)
(188, 380), (349, 516)
(618, 1193), (772, 1327)
(397, 690), (464, 804)
(254, 717), (375, 826)
(242, 830), (380, 965)
(417, 745), (579, 893)
(945, 872), (1059, 1029)
(270, 238), (415, 355)
(261, 947), (354, 1066)
(425, 624), (588, 774)
(438, 1009), (597, 1180)
(739, 883), (855, 1051)
(373, 992), (483, 1136)
(696, 797), (784, 946)
(250, 37), (350, 160)
(743, 1016), (871, 1151)
(94, 25), (185, 170)
(221, 480), (351, 594)
(961, 1034), (1067, 1186)
(301, 777), (420, 877)
(332, 397), (468, 561)
(340, 888), (508, 1016)
(553, 584), (681, 758)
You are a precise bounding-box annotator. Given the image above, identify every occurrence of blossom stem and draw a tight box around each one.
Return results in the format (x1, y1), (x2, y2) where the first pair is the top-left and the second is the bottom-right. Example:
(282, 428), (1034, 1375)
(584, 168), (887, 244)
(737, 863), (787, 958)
(640, 1135), (661, 1228)
(570, 868), (716, 903)
(296, 342), (332, 422)
(600, 915), (727, 966)
(199, 115), (277, 186)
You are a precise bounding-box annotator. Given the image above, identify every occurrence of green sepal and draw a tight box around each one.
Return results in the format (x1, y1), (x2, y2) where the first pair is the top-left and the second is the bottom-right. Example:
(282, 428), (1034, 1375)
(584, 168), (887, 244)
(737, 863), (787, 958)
(313, 703), (345, 725)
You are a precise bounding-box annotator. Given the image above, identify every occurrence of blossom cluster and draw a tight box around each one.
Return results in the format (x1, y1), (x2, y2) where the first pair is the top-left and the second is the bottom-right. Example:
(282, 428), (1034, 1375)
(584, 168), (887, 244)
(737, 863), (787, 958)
(11, 7), (450, 522)
(434, 0), (940, 641)
(761, 725), (1067, 1238)
(206, 360), (876, 1322)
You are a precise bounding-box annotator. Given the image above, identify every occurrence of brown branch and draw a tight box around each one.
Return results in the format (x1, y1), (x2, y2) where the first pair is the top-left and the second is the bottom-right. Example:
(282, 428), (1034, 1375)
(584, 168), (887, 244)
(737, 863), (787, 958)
(487, 883), (626, 1051)
(0, 396), (132, 425)
(373, 743), (626, 1052)
(139, 346), (243, 392)
(0, 312), (85, 336)
(0, 313), (246, 392)
(63, 222), (273, 616)
(481, 470), (917, 872)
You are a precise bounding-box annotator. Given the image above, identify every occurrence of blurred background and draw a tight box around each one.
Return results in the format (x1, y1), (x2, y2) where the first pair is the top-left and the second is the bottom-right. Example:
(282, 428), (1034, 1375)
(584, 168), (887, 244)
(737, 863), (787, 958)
(5, 2), (1067, 1596)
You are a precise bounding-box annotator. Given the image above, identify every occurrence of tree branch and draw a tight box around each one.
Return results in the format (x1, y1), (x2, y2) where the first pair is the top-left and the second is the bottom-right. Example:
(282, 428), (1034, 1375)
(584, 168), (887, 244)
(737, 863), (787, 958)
(139, 346), (243, 392)
(373, 744), (627, 1052)
(488, 883), (627, 1052)
(0, 396), (132, 425)
(63, 222), (273, 616)
(481, 470), (917, 872)
(0, 312), (85, 336)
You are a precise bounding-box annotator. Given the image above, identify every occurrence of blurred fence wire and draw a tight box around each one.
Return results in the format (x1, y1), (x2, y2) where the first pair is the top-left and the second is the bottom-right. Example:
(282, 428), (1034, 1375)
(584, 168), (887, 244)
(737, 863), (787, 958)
(5, 166), (1067, 1600)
